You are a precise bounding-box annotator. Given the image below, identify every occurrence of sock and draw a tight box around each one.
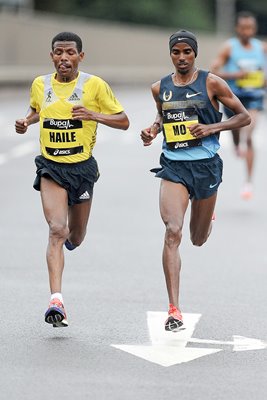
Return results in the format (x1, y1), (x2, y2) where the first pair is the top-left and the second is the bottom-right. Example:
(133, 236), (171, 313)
(51, 292), (63, 303)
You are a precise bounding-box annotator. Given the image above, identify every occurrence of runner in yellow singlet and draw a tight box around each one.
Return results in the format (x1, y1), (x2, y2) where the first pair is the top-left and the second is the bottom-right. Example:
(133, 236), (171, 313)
(15, 32), (129, 328)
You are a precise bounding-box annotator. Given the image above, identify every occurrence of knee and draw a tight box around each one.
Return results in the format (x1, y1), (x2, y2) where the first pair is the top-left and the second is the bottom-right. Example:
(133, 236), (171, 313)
(48, 221), (69, 242)
(191, 232), (208, 247)
(68, 229), (86, 247)
(164, 223), (182, 248)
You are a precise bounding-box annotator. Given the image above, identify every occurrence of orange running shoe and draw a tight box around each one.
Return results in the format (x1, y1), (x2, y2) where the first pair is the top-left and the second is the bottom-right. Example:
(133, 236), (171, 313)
(165, 304), (184, 332)
(45, 298), (68, 328)
(241, 182), (253, 200)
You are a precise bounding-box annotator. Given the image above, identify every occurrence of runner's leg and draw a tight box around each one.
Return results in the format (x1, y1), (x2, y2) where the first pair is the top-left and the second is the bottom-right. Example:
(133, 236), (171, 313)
(190, 192), (217, 246)
(243, 109), (258, 182)
(67, 198), (93, 247)
(40, 176), (69, 294)
(160, 179), (189, 309)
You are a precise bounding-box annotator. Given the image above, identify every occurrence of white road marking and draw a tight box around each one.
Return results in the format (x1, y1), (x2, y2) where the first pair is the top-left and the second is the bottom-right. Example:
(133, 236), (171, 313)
(0, 141), (37, 166)
(111, 312), (267, 367)
(112, 312), (221, 367)
(0, 154), (8, 165)
(10, 141), (37, 158)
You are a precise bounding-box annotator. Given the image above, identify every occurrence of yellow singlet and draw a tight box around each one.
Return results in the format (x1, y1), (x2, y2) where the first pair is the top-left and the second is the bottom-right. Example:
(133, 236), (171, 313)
(30, 72), (124, 163)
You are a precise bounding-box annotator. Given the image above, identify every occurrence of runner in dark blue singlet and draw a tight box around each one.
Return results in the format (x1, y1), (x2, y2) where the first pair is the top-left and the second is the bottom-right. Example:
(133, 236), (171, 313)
(141, 29), (251, 331)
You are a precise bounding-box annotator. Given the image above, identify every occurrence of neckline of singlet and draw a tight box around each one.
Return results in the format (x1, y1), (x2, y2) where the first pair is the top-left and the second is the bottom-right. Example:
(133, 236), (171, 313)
(171, 68), (200, 87)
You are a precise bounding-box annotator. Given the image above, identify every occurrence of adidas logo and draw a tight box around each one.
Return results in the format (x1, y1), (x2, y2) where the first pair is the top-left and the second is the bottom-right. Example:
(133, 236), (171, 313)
(68, 93), (80, 101)
(79, 191), (90, 200)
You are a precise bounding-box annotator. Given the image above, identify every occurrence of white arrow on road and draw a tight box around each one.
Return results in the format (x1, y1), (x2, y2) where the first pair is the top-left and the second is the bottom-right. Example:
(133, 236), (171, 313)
(111, 312), (267, 367)
(186, 335), (267, 352)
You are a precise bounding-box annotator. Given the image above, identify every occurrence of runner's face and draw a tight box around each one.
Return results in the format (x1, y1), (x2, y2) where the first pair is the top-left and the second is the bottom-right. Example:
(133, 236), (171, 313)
(170, 43), (195, 75)
(50, 41), (84, 82)
(236, 17), (257, 43)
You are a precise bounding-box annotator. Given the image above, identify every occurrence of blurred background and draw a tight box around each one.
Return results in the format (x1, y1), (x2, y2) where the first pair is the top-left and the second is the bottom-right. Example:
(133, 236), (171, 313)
(0, 0), (267, 85)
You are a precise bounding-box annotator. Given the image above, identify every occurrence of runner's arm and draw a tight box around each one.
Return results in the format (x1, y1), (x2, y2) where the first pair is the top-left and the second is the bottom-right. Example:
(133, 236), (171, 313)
(210, 42), (248, 80)
(141, 81), (163, 146)
(72, 106), (129, 130)
(15, 106), (39, 134)
(189, 74), (251, 138)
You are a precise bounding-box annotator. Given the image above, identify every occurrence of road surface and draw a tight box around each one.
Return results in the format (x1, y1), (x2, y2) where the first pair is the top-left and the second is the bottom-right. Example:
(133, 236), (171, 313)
(0, 86), (267, 400)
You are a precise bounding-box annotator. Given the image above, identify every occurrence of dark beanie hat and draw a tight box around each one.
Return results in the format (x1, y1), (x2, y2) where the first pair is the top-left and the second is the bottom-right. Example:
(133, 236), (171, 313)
(169, 29), (198, 57)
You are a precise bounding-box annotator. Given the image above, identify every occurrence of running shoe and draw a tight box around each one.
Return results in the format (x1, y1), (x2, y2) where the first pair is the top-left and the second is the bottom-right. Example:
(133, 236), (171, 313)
(45, 298), (68, 328)
(240, 182), (253, 200)
(64, 239), (77, 251)
(165, 304), (184, 332)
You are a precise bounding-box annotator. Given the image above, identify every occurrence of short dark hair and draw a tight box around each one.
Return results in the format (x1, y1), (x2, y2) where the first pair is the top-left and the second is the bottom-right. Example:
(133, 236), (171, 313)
(236, 11), (257, 24)
(51, 32), (83, 53)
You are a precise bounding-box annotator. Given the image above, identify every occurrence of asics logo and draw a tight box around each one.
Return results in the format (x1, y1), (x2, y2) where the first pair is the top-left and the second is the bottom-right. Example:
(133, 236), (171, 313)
(53, 149), (71, 156)
(186, 92), (202, 98)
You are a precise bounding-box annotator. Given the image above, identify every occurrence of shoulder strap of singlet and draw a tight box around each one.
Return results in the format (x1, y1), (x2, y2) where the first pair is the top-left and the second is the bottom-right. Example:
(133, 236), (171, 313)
(42, 72), (92, 106)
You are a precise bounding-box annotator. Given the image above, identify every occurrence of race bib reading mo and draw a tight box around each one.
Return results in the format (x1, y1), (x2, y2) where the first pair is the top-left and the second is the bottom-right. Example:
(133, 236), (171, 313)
(163, 109), (201, 149)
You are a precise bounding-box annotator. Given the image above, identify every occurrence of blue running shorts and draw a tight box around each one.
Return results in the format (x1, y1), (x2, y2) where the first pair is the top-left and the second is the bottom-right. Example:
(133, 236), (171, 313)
(151, 152), (223, 200)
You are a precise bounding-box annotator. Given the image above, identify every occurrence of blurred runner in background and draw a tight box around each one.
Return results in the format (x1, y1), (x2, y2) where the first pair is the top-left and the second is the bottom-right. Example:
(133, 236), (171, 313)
(210, 11), (267, 199)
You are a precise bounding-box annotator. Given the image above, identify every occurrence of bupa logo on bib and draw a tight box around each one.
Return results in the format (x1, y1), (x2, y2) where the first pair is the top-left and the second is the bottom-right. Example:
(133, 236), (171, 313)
(166, 111), (189, 122)
(43, 119), (82, 130)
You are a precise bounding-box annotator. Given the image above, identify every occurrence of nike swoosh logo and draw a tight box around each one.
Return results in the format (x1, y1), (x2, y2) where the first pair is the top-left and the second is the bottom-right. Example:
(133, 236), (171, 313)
(209, 182), (219, 189)
(186, 92), (202, 98)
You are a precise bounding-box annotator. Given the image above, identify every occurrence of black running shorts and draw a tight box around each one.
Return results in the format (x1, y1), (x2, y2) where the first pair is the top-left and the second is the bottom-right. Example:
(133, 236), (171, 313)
(151, 152), (223, 200)
(33, 155), (100, 206)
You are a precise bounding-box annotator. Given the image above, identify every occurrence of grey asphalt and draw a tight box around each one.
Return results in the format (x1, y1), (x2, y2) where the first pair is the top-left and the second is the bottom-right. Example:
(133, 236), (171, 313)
(1, 86), (267, 400)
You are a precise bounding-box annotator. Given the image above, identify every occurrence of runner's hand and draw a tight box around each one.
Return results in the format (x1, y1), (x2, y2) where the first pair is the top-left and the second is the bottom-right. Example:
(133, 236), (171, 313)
(15, 118), (28, 134)
(72, 105), (97, 121)
(141, 125), (158, 146)
(189, 123), (213, 138)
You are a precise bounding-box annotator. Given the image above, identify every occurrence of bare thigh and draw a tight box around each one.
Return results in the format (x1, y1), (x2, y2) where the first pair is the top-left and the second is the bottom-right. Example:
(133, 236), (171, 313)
(160, 180), (189, 233)
(40, 176), (68, 229)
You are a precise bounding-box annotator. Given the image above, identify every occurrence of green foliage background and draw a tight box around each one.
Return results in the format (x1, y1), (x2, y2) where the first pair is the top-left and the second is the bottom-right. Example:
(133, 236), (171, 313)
(34, 0), (267, 34)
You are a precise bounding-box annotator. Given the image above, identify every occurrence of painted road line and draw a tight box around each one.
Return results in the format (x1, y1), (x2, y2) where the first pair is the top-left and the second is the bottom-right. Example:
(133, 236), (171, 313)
(111, 312), (267, 367)
(0, 141), (37, 166)
(147, 312), (267, 351)
(9, 141), (37, 158)
(0, 154), (8, 165)
(112, 312), (221, 367)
